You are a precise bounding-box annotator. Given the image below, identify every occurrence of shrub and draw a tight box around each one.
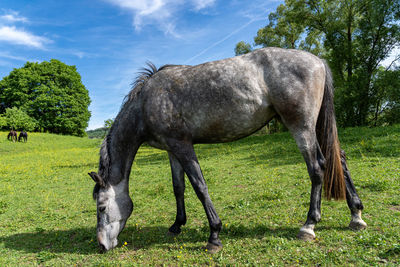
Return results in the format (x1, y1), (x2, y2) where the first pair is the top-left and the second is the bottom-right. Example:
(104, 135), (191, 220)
(3, 107), (37, 131)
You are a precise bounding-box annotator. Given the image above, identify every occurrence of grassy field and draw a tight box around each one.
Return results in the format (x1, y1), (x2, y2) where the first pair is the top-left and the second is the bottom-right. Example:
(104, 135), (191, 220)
(0, 125), (399, 266)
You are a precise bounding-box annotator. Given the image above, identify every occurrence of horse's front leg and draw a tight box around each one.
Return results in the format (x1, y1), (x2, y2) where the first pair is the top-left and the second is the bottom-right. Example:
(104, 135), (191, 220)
(341, 150), (367, 230)
(168, 139), (222, 253)
(167, 152), (187, 236)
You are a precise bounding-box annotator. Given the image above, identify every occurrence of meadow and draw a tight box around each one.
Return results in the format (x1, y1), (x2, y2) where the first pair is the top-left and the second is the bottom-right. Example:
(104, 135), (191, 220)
(0, 125), (399, 266)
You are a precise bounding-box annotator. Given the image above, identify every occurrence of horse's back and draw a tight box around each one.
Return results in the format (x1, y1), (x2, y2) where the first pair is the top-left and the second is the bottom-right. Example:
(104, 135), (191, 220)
(142, 48), (325, 145)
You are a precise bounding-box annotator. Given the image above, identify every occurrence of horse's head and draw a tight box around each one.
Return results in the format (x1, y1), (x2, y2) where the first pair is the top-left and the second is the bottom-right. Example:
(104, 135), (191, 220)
(89, 172), (133, 252)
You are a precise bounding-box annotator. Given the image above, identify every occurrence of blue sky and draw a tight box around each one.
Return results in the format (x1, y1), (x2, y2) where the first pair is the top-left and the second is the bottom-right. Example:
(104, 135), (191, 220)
(0, 0), (283, 130)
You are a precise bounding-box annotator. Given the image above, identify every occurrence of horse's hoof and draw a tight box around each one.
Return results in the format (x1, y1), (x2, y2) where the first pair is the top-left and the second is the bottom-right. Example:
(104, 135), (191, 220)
(205, 242), (223, 254)
(167, 225), (181, 237)
(349, 219), (367, 231)
(166, 230), (180, 237)
(298, 226), (315, 241)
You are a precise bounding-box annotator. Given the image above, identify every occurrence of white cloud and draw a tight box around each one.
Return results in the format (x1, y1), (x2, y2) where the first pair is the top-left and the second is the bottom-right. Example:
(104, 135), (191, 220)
(0, 26), (50, 49)
(0, 10), (28, 23)
(104, 0), (216, 36)
(0, 10), (51, 49)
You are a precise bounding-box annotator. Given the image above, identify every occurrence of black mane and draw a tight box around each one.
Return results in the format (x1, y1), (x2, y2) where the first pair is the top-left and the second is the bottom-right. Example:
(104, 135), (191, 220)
(126, 62), (177, 102)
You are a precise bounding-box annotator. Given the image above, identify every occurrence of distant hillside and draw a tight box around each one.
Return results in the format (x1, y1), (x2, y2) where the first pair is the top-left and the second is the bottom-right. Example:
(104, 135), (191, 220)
(86, 127), (107, 139)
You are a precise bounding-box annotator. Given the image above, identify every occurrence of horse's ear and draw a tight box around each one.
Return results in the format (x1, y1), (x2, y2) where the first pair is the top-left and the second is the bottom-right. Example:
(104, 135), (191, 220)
(88, 172), (106, 187)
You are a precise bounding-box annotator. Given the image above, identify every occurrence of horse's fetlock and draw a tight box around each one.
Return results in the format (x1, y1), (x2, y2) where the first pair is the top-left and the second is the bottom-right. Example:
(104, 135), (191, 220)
(308, 211), (321, 223)
(210, 220), (222, 232)
(176, 216), (186, 226)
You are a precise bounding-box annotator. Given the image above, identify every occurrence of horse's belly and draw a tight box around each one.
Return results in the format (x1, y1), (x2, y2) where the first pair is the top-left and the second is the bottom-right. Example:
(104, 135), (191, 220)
(189, 100), (276, 143)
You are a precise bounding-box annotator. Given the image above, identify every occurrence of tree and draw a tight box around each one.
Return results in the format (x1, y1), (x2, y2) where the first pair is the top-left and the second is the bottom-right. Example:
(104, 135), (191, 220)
(103, 118), (114, 138)
(1, 107), (37, 131)
(104, 118), (114, 130)
(371, 67), (400, 125)
(0, 115), (6, 129)
(0, 59), (91, 136)
(236, 0), (400, 127)
(235, 41), (252, 56)
(306, 0), (400, 126)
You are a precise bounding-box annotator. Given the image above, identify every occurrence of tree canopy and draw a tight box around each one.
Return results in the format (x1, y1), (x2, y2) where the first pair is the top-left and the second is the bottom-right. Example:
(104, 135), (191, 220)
(235, 0), (400, 127)
(0, 59), (91, 136)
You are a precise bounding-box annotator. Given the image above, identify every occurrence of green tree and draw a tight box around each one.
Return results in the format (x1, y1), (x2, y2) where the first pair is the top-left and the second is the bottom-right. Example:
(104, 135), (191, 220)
(103, 118), (114, 138)
(0, 115), (6, 129)
(0, 59), (91, 136)
(1, 107), (37, 131)
(306, 0), (400, 126)
(236, 0), (400, 127)
(372, 67), (400, 125)
(235, 41), (252, 56)
(104, 118), (114, 130)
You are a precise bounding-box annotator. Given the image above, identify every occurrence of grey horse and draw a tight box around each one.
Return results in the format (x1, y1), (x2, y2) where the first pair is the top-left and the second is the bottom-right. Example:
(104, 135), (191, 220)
(88, 47), (367, 253)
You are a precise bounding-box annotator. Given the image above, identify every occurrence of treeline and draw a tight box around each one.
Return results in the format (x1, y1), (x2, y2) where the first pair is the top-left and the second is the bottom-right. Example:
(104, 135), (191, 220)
(86, 128), (108, 139)
(0, 59), (91, 136)
(86, 118), (113, 139)
(236, 0), (400, 127)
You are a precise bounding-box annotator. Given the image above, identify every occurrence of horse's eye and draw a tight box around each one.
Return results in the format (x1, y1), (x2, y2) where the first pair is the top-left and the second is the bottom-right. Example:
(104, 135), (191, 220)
(99, 206), (106, 212)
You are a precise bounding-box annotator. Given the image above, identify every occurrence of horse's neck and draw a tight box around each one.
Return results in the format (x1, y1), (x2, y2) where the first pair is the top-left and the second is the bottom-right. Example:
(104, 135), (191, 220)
(101, 102), (143, 185)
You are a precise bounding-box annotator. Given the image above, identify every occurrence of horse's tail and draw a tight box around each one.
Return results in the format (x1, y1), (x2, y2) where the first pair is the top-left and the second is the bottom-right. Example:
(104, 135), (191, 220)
(316, 61), (346, 200)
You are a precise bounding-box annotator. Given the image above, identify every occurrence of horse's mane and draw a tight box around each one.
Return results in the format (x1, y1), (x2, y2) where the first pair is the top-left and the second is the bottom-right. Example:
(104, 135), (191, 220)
(125, 62), (178, 103)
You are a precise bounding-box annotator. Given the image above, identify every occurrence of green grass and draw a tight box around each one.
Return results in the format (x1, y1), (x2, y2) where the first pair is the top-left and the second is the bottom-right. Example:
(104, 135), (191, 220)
(0, 125), (399, 266)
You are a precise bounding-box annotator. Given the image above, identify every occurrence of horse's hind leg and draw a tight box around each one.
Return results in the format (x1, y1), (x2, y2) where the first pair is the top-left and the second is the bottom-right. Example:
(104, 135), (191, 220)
(167, 139), (222, 253)
(167, 152), (187, 236)
(341, 150), (367, 230)
(289, 129), (325, 241)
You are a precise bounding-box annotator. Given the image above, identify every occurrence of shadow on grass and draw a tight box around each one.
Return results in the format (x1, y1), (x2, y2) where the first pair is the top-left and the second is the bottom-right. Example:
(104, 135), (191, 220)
(0, 224), (351, 255)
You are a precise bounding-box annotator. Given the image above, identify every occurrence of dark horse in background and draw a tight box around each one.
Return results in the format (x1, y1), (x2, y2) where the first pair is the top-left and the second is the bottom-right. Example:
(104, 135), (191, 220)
(7, 130), (17, 142)
(18, 131), (28, 142)
(88, 47), (367, 253)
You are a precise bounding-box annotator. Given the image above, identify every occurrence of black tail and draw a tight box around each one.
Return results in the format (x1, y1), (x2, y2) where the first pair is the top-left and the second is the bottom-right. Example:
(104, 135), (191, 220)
(316, 62), (346, 200)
